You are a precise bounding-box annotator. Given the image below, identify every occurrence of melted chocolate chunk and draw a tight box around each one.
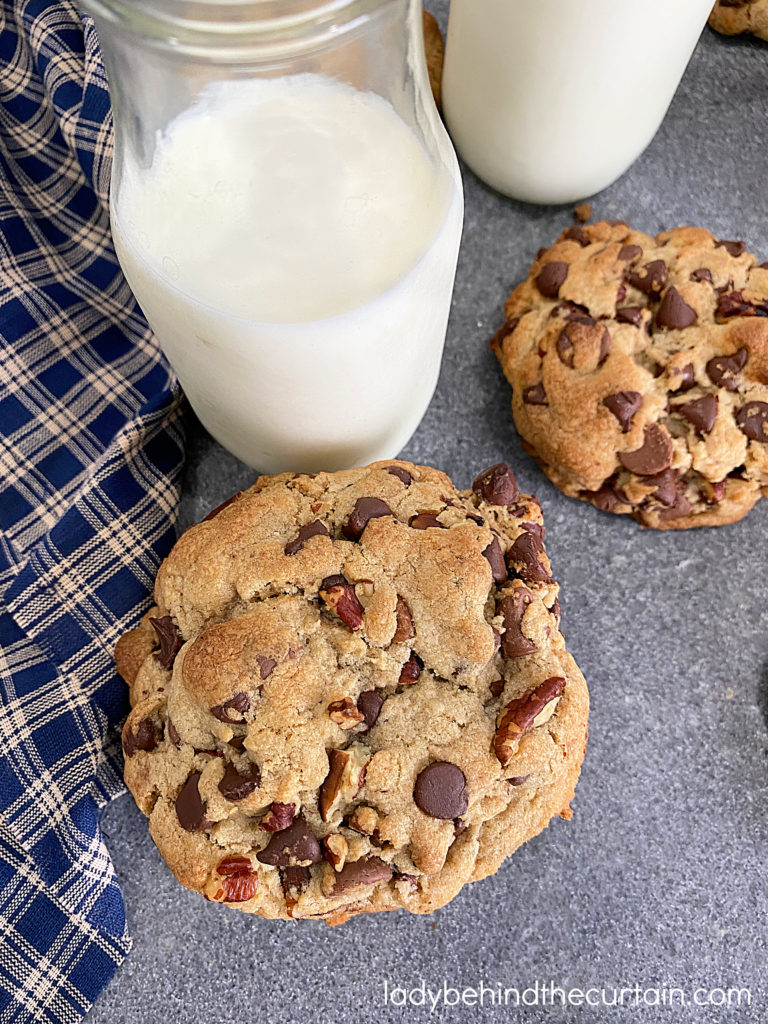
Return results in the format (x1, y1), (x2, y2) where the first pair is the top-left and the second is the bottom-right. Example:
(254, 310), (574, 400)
(706, 347), (748, 391)
(149, 616), (183, 670)
(656, 287), (697, 329)
(357, 690), (385, 730)
(123, 717), (160, 758)
(472, 463), (519, 506)
(602, 391), (642, 433)
(257, 817), (322, 867)
(535, 261), (569, 298)
(387, 465), (413, 485)
(482, 536), (508, 583)
(175, 772), (211, 832)
(735, 401), (768, 442)
(506, 532), (552, 583)
(211, 691), (251, 724)
(497, 590), (538, 658)
(618, 424), (673, 476)
(414, 762), (468, 819)
(343, 497), (393, 541)
(627, 259), (667, 296)
(284, 519), (329, 555)
(675, 394), (718, 435)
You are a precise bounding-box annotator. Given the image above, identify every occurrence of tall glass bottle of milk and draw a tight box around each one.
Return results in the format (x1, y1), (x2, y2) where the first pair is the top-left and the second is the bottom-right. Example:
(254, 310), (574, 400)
(84, 0), (463, 472)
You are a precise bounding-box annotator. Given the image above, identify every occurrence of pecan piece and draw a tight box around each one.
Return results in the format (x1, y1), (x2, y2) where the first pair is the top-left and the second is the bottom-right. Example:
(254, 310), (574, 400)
(328, 697), (365, 729)
(391, 597), (415, 643)
(323, 834), (349, 871)
(494, 677), (566, 767)
(260, 801), (295, 832)
(319, 575), (365, 630)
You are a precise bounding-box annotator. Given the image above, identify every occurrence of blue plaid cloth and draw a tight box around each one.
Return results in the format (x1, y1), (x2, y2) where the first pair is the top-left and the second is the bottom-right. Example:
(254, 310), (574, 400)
(0, 1), (185, 1019)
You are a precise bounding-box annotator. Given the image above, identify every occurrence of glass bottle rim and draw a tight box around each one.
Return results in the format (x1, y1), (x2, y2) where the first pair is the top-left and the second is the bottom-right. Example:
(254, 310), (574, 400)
(80, 0), (401, 56)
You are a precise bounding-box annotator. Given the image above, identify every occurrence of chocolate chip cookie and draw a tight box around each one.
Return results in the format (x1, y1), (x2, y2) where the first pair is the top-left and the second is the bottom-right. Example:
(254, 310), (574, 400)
(116, 461), (588, 923)
(709, 0), (768, 40)
(491, 221), (768, 529)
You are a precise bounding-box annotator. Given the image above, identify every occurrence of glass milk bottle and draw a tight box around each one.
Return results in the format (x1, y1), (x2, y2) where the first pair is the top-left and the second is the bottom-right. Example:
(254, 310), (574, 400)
(442, 0), (713, 204)
(83, 0), (463, 472)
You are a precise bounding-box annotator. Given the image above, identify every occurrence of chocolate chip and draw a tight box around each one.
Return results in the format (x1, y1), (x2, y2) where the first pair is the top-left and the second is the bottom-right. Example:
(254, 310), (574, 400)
(675, 394), (718, 435)
(357, 690), (385, 731)
(523, 383), (548, 405)
(202, 492), (242, 521)
(398, 652), (423, 687)
(330, 856), (392, 896)
(535, 261), (569, 298)
(218, 760), (261, 801)
(645, 469), (677, 506)
(228, 734), (245, 752)
(656, 287), (697, 329)
(409, 512), (444, 530)
(618, 244), (642, 261)
(149, 616), (183, 670)
(414, 761), (468, 819)
(123, 716), (160, 758)
(260, 801), (295, 832)
(627, 259), (667, 296)
(281, 865), (311, 897)
(657, 486), (692, 523)
(716, 291), (768, 321)
(284, 519), (330, 555)
(387, 465), (413, 485)
(618, 423), (673, 476)
(670, 363), (696, 392)
(257, 817), (322, 867)
(690, 268), (713, 284)
(552, 301), (592, 323)
(211, 691), (250, 724)
(505, 532), (552, 584)
(392, 597), (415, 643)
(521, 521), (545, 540)
(602, 391), (642, 433)
(175, 772), (211, 832)
(586, 483), (630, 512)
(482, 536), (508, 584)
(319, 576), (365, 630)
(472, 462), (519, 506)
(489, 678), (505, 699)
(735, 401), (768, 442)
(167, 718), (181, 748)
(497, 590), (538, 658)
(715, 239), (746, 257)
(707, 347), (749, 392)
(509, 776), (529, 787)
(615, 306), (644, 328)
(563, 226), (589, 246)
(342, 497), (393, 541)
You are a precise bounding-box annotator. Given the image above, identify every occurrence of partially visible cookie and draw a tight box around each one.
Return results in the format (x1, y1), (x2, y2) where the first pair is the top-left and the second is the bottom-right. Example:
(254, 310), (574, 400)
(709, 0), (768, 40)
(422, 8), (444, 109)
(491, 221), (768, 529)
(116, 460), (588, 924)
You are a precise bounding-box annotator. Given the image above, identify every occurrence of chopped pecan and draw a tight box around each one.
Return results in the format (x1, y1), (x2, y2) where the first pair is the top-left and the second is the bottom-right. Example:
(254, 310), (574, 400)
(323, 834), (349, 871)
(328, 697), (365, 729)
(320, 575), (365, 630)
(494, 677), (566, 767)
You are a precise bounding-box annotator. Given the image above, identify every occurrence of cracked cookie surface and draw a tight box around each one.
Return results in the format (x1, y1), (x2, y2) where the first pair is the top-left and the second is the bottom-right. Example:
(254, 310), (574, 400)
(116, 460), (588, 923)
(709, 0), (768, 40)
(491, 221), (768, 529)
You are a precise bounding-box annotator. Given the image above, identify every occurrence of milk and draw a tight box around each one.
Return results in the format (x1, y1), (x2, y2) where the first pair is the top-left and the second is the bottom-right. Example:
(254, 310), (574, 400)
(111, 75), (462, 472)
(442, 0), (713, 204)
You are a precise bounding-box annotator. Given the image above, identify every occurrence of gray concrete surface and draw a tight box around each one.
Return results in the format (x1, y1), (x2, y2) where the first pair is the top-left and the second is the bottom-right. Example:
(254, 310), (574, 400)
(88, 14), (768, 1024)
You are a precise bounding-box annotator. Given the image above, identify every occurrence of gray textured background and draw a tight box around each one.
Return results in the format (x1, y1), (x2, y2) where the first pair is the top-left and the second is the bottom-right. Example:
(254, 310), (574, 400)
(89, 12), (768, 1024)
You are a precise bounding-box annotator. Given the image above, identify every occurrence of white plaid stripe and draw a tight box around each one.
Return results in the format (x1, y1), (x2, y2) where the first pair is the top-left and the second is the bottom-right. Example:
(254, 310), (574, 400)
(0, 0), (186, 1020)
